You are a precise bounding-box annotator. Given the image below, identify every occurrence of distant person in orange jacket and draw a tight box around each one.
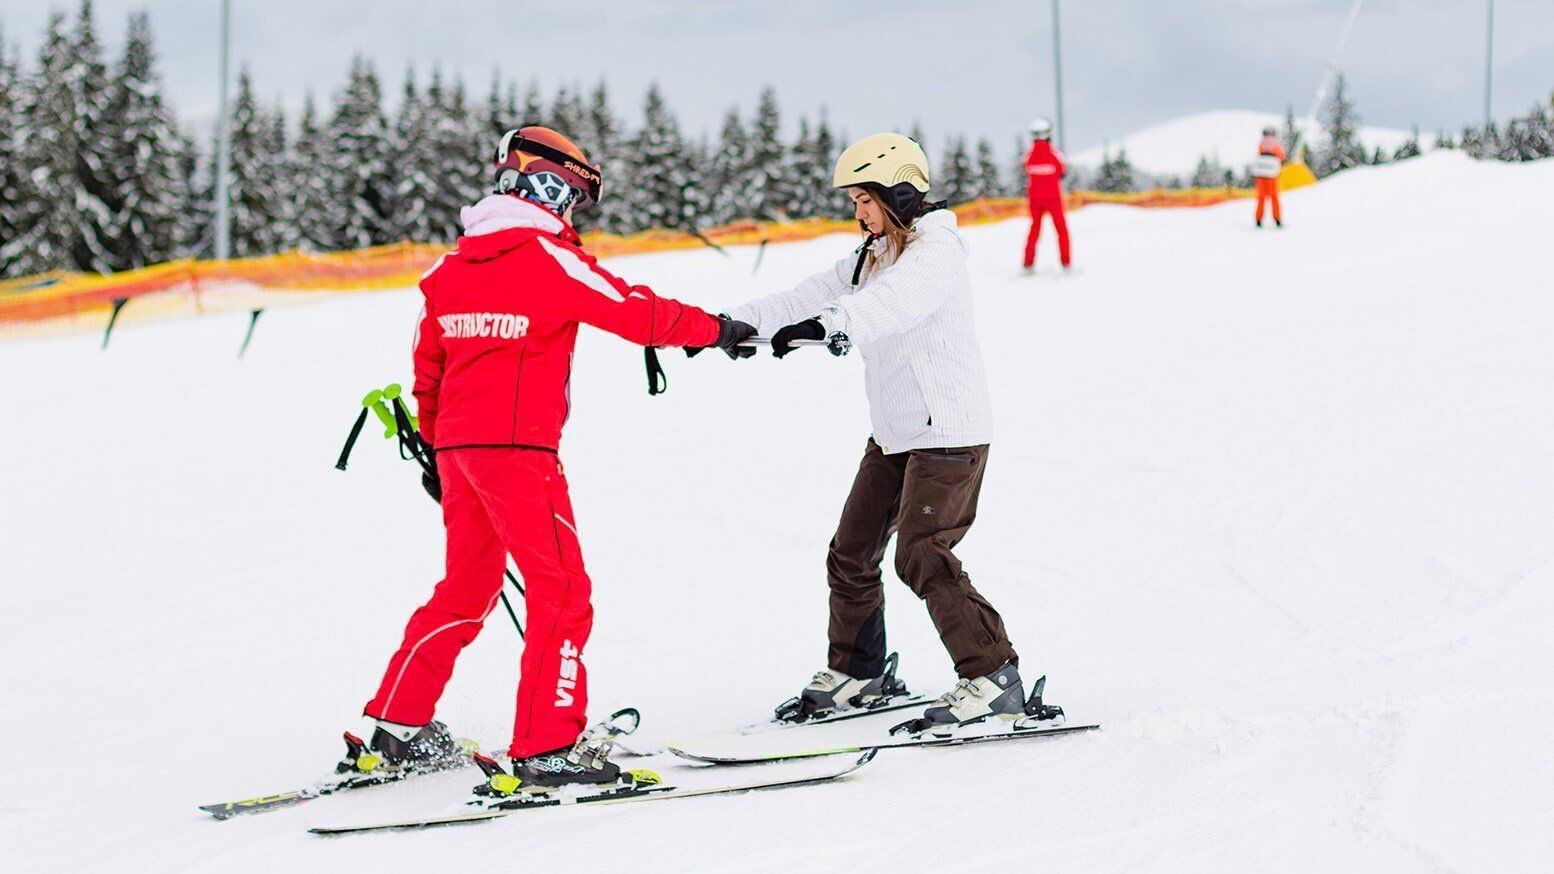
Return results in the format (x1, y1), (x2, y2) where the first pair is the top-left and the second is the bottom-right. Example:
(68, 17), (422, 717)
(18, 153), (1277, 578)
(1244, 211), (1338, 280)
(1253, 126), (1286, 228)
(1023, 117), (1071, 272)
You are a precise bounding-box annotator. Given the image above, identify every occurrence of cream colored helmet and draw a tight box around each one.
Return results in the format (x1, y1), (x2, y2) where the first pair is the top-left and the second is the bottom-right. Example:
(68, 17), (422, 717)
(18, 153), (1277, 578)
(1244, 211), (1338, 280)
(1030, 117), (1053, 139)
(833, 132), (931, 220)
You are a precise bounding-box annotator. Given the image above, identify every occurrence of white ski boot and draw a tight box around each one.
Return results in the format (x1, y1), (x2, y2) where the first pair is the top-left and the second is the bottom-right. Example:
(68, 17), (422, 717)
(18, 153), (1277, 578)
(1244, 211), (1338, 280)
(774, 652), (908, 723)
(892, 663), (1065, 738)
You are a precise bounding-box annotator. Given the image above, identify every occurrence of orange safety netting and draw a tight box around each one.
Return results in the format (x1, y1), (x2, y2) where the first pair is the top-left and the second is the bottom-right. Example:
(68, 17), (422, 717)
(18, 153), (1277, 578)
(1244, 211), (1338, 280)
(0, 188), (1253, 339)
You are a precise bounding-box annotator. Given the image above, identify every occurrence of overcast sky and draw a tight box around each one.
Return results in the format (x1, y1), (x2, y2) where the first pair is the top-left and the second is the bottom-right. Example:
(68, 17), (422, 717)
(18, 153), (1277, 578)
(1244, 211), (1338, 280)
(3, 0), (1552, 155)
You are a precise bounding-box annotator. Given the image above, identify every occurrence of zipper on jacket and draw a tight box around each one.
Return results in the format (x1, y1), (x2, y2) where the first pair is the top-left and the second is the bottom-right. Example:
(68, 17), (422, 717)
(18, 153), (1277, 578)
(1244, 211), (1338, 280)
(509, 345), (527, 444)
(563, 349), (574, 426)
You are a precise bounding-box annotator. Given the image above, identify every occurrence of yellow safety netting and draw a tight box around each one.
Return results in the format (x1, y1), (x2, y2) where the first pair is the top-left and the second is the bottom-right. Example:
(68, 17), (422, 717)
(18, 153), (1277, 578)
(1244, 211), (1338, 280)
(0, 188), (1256, 341)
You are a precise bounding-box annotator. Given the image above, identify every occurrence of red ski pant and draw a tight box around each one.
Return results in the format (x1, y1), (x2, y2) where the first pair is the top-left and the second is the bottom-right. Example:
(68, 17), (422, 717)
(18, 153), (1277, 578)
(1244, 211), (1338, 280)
(1255, 177), (1282, 224)
(365, 447), (593, 758)
(1023, 200), (1071, 268)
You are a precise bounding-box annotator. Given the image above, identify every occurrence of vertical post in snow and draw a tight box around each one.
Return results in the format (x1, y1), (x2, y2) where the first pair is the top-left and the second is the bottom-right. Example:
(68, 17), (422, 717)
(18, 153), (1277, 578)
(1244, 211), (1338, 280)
(1051, 0), (1067, 153)
(102, 298), (129, 350)
(1297, 0), (1366, 161)
(238, 308), (263, 358)
(213, 0), (232, 262)
(1484, 0), (1495, 130)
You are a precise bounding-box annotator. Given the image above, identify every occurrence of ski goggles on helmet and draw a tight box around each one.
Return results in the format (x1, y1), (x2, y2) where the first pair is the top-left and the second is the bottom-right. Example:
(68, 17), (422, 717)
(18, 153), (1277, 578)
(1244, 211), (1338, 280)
(493, 128), (603, 210)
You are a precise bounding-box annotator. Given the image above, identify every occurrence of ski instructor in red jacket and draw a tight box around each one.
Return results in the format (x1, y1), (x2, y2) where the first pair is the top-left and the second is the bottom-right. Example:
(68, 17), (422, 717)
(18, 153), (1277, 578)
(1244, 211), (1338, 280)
(1022, 117), (1071, 272)
(351, 127), (754, 797)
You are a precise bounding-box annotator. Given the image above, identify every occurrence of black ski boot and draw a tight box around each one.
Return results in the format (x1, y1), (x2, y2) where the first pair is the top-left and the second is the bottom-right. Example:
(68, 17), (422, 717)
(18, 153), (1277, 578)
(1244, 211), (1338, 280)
(472, 735), (655, 807)
(774, 652), (909, 723)
(336, 720), (465, 782)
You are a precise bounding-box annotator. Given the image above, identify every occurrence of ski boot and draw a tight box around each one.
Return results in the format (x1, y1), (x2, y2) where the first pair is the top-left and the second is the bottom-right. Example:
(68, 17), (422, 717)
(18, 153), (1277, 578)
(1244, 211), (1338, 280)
(335, 720), (468, 785)
(774, 652), (909, 723)
(471, 734), (659, 808)
(892, 667), (1067, 738)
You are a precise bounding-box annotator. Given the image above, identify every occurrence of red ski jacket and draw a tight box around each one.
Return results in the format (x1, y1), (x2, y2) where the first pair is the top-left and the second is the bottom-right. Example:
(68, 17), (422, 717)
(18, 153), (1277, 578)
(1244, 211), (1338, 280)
(412, 196), (721, 451)
(1025, 140), (1067, 205)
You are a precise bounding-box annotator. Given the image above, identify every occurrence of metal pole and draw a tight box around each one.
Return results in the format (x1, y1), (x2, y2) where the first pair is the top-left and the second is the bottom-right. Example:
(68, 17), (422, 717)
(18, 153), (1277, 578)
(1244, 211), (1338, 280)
(1484, 0), (1495, 129)
(1296, 0), (1365, 160)
(213, 0), (232, 261)
(1051, 0), (1067, 152)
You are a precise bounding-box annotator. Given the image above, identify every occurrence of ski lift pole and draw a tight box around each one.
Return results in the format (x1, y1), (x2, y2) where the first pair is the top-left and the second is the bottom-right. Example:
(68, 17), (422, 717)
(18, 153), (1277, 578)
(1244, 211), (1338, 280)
(1295, 0), (1366, 160)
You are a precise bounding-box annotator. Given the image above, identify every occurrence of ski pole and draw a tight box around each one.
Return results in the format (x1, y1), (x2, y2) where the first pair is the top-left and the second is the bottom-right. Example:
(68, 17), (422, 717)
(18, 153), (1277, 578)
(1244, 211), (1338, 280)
(335, 384), (527, 639)
(383, 390), (528, 618)
(335, 387), (405, 470)
(738, 335), (850, 356)
(737, 337), (830, 347)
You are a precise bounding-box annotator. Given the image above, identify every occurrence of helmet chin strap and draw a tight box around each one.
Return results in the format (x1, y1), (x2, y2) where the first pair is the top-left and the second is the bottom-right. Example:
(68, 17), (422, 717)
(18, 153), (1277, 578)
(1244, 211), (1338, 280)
(851, 231), (878, 286)
(850, 196), (947, 286)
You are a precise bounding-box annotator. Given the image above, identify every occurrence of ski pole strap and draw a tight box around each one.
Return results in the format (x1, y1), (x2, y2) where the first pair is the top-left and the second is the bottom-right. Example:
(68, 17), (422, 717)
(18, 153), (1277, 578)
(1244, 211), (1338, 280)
(336, 387), (393, 471)
(334, 407), (370, 471)
(389, 395), (436, 477)
(644, 346), (667, 396)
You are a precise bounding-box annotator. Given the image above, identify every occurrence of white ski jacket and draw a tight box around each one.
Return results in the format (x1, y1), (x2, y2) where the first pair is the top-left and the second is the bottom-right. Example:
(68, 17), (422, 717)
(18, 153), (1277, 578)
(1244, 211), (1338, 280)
(727, 209), (994, 454)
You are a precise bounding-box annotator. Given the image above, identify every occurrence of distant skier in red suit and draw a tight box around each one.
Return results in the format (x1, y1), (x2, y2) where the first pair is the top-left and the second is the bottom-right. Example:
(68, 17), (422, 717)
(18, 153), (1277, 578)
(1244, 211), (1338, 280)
(1023, 117), (1071, 272)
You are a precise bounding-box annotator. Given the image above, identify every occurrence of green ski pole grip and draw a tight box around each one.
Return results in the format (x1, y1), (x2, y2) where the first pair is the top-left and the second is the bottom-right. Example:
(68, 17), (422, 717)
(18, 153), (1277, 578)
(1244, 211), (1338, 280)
(363, 386), (397, 438)
(382, 383), (419, 432)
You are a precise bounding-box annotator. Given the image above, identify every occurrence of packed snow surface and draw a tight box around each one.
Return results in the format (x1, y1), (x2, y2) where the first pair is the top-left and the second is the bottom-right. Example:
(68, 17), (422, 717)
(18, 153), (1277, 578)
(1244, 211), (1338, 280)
(2, 152), (1550, 872)
(1071, 108), (1420, 177)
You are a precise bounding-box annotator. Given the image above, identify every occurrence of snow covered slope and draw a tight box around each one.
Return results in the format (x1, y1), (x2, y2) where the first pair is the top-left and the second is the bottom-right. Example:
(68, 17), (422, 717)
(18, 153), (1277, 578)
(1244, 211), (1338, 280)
(1072, 109), (1420, 177)
(2, 152), (1551, 872)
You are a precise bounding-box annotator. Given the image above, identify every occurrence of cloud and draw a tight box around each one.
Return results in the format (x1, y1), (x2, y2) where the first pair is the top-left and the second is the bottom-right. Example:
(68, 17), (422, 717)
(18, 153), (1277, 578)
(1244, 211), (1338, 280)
(3, 0), (1549, 155)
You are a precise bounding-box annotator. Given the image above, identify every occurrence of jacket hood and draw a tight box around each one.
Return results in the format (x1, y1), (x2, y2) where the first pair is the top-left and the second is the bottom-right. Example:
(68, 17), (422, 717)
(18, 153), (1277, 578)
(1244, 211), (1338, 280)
(456, 195), (578, 262)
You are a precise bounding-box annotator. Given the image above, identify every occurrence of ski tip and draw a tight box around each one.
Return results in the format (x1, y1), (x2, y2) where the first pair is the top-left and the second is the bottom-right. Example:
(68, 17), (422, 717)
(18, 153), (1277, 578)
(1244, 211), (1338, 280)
(855, 747), (880, 766)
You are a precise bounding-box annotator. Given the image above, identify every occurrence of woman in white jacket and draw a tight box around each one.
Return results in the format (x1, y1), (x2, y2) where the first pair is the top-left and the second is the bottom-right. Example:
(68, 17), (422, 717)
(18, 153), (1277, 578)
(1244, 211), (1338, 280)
(728, 133), (1030, 734)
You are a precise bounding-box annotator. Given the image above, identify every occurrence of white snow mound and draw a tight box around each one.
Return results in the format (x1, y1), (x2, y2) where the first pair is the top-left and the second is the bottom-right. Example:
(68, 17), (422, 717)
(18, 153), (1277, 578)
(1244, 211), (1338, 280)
(1072, 108), (1423, 178)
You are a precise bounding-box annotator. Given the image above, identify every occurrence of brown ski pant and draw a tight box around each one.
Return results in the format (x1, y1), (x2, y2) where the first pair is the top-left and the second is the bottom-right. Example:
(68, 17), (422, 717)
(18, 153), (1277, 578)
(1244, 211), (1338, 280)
(825, 439), (1017, 680)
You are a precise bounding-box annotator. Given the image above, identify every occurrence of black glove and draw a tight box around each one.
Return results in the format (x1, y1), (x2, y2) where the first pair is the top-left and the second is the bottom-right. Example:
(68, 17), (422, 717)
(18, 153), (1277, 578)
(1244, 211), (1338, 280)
(770, 318), (825, 359)
(687, 316), (757, 360)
